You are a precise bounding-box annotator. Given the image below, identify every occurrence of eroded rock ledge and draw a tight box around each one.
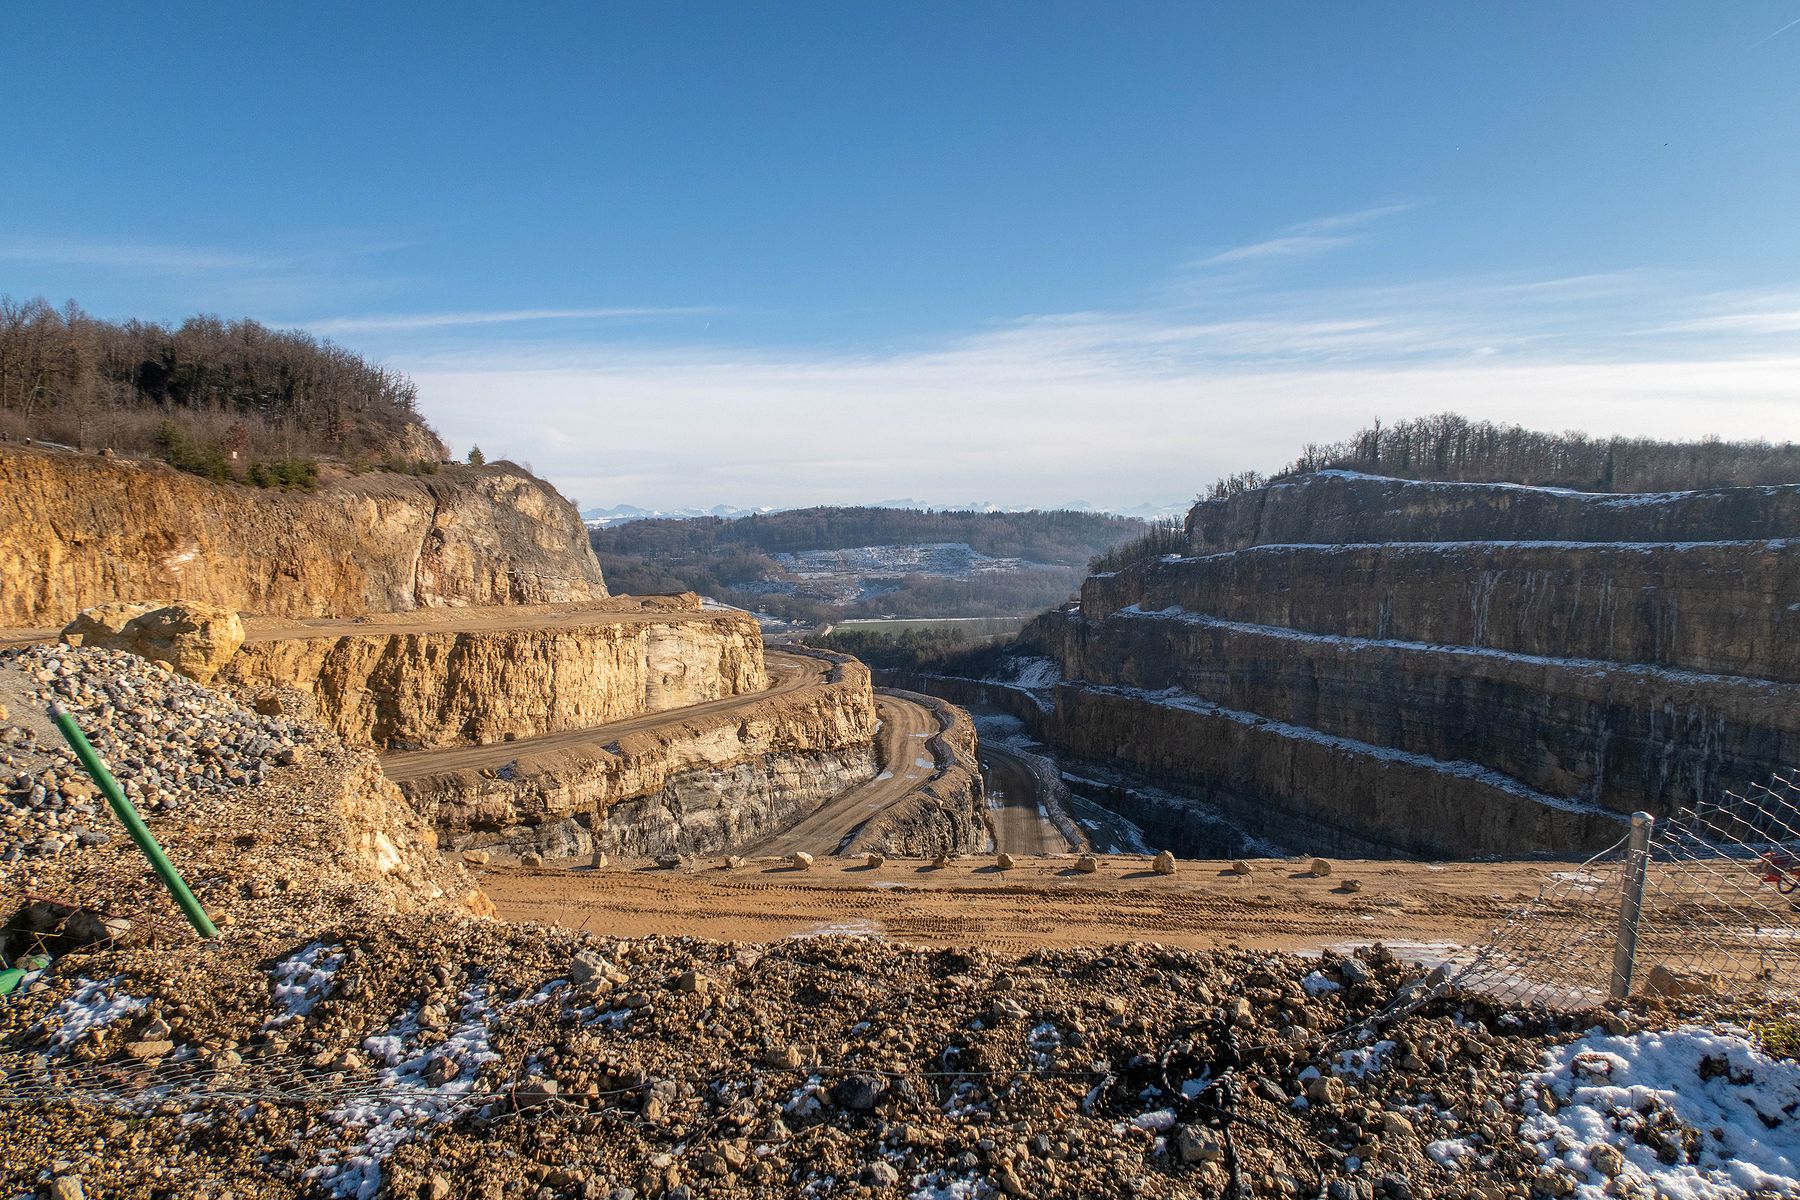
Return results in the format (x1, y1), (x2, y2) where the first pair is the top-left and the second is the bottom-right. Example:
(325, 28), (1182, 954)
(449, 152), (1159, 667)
(221, 597), (766, 750)
(0, 446), (604, 627)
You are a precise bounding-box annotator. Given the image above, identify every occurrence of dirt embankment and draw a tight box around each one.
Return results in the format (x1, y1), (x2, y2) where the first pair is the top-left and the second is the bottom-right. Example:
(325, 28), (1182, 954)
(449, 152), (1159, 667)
(0, 446), (604, 627)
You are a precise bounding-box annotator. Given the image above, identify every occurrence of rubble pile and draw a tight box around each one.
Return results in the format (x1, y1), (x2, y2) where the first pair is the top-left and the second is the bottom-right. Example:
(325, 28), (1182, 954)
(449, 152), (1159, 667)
(0, 644), (308, 861)
(0, 645), (1792, 1200)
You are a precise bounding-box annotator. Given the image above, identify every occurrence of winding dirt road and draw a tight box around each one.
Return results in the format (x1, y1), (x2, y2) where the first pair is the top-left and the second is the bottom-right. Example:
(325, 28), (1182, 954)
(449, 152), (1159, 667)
(380, 649), (826, 783)
(743, 694), (941, 856)
(983, 744), (1073, 855)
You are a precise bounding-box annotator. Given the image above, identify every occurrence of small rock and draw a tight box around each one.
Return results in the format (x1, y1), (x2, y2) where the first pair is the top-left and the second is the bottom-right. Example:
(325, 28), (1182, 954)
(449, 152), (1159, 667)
(592, 851), (610, 868)
(520, 851), (544, 868)
(832, 1073), (886, 1110)
(1309, 858), (1332, 877)
(996, 852), (1015, 871)
(1645, 963), (1716, 998)
(722, 854), (744, 869)
(1380, 1111), (1414, 1138)
(1339, 878), (1363, 893)
(514, 1079), (559, 1109)
(655, 852), (682, 870)
(420, 1174), (453, 1200)
(790, 851), (813, 870)
(49, 1178), (85, 1200)
(675, 969), (710, 995)
(864, 852), (885, 869)
(251, 692), (285, 717)
(570, 951), (613, 986)
(1588, 1143), (1624, 1178)
(1306, 1076), (1344, 1106)
(1073, 855), (1099, 874)
(1174, 1124), (1223, 1163)
(1151, 850), (1177, 875)
(461, 849), (491, 866)
(863, 1160), (900, 1188)
(123, 1040), (173, 1061)
(1229, 860), (1252, 875)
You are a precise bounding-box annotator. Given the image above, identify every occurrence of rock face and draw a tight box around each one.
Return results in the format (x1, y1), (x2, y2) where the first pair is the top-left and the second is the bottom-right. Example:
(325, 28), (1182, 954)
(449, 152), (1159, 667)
(1017, 472), (1800, 858)
(61, 600), (245, 683)
(403, 649), (883, 858)
(222, 600), (766, 749)
(0, 447), (604, 627)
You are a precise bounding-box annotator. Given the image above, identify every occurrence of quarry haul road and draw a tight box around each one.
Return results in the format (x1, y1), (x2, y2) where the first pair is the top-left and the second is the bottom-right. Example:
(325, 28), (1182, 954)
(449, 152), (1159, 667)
(741, 694), (940, 857)
(982, 744), (1074, 855)
(481, 854), (1557, 956)
(378, 649), (826, 783)
(0, 596), (732, 649)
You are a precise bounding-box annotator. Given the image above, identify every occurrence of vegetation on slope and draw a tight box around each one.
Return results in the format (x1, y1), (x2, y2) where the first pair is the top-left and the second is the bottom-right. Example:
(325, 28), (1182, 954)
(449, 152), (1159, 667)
(1204, 412), (1800, 499)
(0, 296), (443, 469)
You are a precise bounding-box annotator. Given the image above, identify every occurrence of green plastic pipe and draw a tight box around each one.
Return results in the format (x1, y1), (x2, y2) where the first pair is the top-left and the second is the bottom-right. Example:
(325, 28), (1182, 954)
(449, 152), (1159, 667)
(48, 703), (218, 939)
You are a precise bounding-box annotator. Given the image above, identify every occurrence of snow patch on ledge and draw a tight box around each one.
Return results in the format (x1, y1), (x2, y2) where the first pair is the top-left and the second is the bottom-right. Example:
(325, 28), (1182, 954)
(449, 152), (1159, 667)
(1073, 681), (1621, 821)
(1111, 606), (1800, 693)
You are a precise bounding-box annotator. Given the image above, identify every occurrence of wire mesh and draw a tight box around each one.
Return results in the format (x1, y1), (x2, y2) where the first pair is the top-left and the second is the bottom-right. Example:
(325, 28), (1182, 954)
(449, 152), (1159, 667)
(1454, 772), (1800, 1007)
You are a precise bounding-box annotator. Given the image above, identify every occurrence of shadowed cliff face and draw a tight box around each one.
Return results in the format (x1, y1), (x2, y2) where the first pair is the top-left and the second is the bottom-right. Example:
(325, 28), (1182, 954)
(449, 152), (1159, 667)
(1023, 472), (1800, 859)
(0, 448), (605, 626)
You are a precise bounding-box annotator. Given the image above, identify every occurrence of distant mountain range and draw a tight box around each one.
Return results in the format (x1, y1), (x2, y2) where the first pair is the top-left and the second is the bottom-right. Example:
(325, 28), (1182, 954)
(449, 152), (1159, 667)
(582, 498), (1189, 528)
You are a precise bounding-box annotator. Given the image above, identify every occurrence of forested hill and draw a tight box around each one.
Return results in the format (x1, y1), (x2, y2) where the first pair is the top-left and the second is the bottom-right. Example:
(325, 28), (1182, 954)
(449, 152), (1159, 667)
(594, 506), (1146, 563)
(1204, 413), (1800, 501)
(0, 296), (443, 464)
(593, 507), (1149, 623)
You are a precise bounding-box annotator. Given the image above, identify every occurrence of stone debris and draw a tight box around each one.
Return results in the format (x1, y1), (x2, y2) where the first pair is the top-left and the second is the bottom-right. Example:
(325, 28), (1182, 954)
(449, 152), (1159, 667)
(1339, 878), (1363, 894)
(789, 851), (813, 871)
(0, 643), (310, 862)
(996, 851), (1015, 870)
(1151, 850), (1177, 875)
(461, 849), (491, 866)
(863, 852), (885, 869)
(1073, 854), (1100, 874)
(1309, 857), (1333, 877)
(1230, 860), (1253, 875)
(0, 646), (1776, 1200)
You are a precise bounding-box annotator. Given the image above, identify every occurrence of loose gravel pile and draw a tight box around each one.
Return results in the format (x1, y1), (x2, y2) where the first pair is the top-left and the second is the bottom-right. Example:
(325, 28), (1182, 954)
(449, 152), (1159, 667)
(0, 645), (1792, 1200)
(0, 643), (308, 861)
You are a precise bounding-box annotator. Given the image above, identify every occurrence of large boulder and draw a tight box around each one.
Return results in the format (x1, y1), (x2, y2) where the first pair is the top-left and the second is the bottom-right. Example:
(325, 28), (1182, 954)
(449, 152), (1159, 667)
(62, 601), (245, 683)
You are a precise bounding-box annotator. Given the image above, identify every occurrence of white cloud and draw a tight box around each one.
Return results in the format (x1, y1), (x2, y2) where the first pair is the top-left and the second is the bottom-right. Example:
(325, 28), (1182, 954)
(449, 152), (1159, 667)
(406, 284), (1800, 512)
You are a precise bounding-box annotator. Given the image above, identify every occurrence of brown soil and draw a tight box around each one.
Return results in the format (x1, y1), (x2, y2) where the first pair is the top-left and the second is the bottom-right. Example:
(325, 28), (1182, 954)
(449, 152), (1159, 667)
(482, 853), (1558, 956)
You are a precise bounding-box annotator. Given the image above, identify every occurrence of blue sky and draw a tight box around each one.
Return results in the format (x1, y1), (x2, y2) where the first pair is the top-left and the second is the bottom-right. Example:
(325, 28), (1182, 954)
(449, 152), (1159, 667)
(5, 3), (1799, 510)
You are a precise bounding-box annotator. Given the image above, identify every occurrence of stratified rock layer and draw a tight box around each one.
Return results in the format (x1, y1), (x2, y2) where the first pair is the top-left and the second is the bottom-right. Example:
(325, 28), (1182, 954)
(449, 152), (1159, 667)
(402, 649), (881, 858)
(1024, 471), (1800, 858)
(0, 447), (604, 627)
(222, 599), (766, 750)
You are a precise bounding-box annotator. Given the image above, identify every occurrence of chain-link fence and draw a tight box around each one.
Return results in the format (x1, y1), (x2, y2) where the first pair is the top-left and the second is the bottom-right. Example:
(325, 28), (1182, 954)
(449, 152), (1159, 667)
(1455, 771), (1800, 1008)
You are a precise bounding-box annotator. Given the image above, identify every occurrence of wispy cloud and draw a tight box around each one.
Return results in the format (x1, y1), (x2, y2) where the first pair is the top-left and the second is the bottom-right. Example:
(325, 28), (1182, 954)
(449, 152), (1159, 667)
(1750, 15), (1800, 48)
(1191, 202), (1415, 268)
(400, 268), (1800, 511)
(305, 306), (714, 334)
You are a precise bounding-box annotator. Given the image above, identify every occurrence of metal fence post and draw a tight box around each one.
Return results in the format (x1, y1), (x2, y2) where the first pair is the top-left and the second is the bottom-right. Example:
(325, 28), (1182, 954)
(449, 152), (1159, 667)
(1609, 811), (1654, 1001)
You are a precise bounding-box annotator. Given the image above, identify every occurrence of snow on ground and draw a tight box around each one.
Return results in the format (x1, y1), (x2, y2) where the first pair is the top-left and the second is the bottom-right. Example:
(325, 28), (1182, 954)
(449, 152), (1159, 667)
(38, 977), (146, 1049)
(1520, 1026), (1800, 1199)
(267, 941), (347, 1027)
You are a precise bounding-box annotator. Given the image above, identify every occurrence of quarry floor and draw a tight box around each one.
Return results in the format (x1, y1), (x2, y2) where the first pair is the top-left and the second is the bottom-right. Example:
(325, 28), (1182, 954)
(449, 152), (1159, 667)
(483, 853), (1559, 957)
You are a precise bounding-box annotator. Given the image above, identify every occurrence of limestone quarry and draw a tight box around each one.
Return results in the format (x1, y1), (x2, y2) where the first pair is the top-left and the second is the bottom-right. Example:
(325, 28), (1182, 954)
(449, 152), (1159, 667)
(4, 443), (1800, 1200)
(959, 470), (1800, 859)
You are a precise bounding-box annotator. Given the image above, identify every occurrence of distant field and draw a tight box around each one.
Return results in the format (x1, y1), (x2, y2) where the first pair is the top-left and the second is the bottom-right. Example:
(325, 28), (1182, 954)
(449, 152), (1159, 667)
(830, 616), (1028, 638)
